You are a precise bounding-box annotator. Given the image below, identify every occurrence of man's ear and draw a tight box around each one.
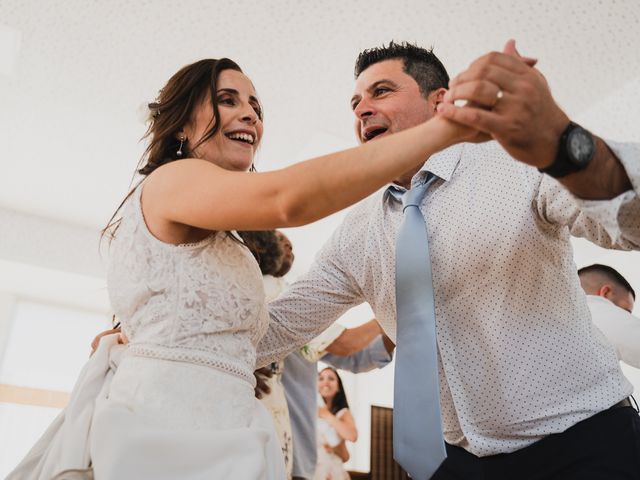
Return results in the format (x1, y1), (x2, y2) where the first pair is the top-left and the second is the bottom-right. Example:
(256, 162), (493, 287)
(429, 88), (447, 113)
(598, 284), (613, 299)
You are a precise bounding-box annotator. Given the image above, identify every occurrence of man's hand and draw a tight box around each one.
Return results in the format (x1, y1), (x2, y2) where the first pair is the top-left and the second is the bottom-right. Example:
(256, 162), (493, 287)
(438, 39), (569, 169)
(254, 366), (273, 399)
(439, 39), (632, 200)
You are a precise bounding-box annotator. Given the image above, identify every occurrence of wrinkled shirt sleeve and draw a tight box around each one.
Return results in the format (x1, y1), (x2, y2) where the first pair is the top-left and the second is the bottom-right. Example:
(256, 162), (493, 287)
(535, 140), (640, 249)
(323, 335), (393, 373)
(256, 221), (365, 368)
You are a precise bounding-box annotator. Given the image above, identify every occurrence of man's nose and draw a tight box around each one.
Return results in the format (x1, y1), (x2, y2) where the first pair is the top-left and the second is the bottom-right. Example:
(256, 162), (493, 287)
(354, 97), (374, 119)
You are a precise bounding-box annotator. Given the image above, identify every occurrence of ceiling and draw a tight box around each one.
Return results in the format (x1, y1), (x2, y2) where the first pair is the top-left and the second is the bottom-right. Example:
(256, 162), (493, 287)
(1, 0), (639, 228)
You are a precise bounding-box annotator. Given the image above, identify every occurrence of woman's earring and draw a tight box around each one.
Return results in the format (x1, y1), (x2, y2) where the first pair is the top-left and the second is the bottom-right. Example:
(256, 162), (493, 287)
(249, 163), (256, 172)
(177, 136), (185, 156)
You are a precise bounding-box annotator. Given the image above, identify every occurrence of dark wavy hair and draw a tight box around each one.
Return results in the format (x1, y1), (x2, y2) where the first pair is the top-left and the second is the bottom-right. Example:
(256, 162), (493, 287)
(247, 230), (284, 276)
(354, 41), (449, 99)
(100, 58), (266, 257)
(319, 367), (350, 415)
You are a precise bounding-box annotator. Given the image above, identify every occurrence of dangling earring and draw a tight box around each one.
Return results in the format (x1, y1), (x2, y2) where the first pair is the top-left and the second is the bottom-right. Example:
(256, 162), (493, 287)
(177, 136), (185, 157)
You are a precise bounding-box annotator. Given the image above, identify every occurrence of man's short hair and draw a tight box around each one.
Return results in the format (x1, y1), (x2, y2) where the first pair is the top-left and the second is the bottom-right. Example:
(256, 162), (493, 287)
(354, 41), (450, 99)
(578, 264), (636, 300)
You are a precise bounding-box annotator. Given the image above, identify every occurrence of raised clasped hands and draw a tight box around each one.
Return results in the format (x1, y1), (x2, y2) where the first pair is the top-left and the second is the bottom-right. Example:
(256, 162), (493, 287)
(438, 39), (571, 169)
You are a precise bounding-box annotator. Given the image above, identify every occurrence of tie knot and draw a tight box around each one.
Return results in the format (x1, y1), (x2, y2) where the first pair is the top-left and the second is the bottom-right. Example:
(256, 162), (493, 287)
(402, 182), (429, 211)
(402, 173), (437, 212)
(385, 173), (438, 212)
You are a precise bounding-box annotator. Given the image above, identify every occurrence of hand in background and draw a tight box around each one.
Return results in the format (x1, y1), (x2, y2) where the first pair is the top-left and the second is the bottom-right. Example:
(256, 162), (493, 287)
(254, 366), (273, 399)
(90, 327), (126, 355)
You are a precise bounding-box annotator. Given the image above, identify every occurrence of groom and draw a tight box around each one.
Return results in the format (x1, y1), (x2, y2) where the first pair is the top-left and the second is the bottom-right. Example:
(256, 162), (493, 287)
(262, 40), (640, 478)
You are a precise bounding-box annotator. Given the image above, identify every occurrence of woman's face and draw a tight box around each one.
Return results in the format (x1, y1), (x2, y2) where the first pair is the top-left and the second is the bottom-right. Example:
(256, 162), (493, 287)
(318, 368), (340, 399)
(185, 69), (263, 172)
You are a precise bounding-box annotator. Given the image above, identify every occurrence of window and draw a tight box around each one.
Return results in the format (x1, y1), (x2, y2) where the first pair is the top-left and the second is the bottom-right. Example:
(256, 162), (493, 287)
(0, 300), (109, 477)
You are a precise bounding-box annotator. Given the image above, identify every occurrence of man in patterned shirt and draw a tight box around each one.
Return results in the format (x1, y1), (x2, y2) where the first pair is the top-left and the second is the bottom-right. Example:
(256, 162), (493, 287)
(261, 40), (640, 478)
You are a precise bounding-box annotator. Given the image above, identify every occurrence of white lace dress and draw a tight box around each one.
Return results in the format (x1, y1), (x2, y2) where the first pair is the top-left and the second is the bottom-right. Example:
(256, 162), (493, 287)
(8, 185), (286, 479)
(314, 408), (350, 480)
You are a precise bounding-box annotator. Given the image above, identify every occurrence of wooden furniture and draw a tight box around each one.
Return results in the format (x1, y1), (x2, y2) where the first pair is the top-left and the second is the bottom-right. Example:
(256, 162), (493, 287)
(347, 405), (411, 479)
(369, 405), (409, 480)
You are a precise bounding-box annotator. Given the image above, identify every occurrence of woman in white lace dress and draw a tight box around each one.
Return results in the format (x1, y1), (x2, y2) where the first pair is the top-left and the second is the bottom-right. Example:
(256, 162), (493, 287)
(8, 57), (474, 479)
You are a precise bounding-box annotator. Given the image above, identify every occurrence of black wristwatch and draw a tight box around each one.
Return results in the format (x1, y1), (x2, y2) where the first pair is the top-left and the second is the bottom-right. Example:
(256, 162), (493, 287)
(538, 121), (595, 178)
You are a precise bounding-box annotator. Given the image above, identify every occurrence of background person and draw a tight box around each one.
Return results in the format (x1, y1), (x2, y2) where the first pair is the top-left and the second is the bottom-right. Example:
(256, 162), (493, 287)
(579, 264), (640, 368)
(314, 367), (356, 480)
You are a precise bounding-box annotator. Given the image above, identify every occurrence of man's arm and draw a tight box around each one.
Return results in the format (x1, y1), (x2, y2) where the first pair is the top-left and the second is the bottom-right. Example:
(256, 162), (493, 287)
(256, 220), (365, 368)
(324, 319), (382, 356)
(323, 334), (393, 374)
(438, 39), (633, 201)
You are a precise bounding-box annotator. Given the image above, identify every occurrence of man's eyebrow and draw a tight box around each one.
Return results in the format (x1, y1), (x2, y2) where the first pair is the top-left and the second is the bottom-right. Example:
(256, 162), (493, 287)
(368, 79), (398, 91)
(351, 79), (399, 106)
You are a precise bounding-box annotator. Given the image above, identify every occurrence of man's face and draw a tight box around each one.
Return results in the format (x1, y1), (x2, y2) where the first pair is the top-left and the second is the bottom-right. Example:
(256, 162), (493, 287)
(351, 59), (433, 145)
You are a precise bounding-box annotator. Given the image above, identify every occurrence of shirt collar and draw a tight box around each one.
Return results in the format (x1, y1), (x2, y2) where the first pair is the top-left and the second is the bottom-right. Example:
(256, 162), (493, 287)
(418, 143), (464, 183)
(383, 143), (465, 202)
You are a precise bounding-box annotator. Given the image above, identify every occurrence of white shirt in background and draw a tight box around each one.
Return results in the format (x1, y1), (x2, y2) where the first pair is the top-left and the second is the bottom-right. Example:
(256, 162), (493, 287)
(587, 295), (640, 368)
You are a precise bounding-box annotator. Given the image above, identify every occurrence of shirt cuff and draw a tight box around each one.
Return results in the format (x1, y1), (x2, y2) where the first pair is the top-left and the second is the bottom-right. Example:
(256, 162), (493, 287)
(570, 140), (640, 234)
(299, 323), (347, 363)
(367, 335), (393, 367)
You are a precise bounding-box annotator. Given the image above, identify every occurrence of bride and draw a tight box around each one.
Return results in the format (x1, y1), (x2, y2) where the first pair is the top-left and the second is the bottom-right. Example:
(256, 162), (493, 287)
(9, 57), (474, 479)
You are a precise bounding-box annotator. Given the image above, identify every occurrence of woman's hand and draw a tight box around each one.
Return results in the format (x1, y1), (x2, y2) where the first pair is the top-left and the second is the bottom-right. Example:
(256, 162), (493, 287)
(322, 441), (350, 463)
(430, 111), (490, 146)
(90, 327), (127, 355)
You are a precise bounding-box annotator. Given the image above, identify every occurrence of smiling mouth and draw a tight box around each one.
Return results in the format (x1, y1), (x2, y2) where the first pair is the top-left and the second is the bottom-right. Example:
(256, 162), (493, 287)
(225, 132), (255, 145)
(364, 127), (388, 142)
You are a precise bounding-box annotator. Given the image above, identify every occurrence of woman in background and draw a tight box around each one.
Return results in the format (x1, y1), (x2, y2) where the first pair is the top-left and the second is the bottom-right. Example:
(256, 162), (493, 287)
(315, 367), (356, 480)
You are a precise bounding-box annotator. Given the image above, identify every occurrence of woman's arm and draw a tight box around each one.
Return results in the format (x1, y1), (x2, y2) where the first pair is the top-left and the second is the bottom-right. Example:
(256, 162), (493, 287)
(319, 407), (358, 442)
(330, 441), (350, 463)
(143, 116), (474, 233)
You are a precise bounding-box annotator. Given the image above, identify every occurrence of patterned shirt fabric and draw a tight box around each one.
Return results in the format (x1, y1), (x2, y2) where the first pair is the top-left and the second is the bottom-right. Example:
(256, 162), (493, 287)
(259, 140), (640, 456)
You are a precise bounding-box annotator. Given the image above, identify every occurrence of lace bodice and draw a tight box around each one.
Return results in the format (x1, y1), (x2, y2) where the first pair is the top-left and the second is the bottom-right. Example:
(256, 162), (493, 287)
(107, 185), (269, 384)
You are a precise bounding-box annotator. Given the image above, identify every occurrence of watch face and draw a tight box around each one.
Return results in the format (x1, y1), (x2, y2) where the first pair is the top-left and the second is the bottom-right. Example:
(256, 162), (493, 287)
(568, 127), (595, 166)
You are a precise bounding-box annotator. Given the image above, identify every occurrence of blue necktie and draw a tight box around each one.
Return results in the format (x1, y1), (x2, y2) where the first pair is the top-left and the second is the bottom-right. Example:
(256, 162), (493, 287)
(391, 173), (446, 479)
